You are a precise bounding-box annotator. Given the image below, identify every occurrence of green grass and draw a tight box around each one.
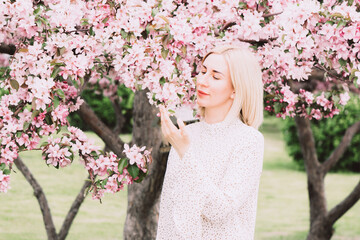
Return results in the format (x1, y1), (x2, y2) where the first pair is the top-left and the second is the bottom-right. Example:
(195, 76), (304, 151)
(0, 118), (359, 240)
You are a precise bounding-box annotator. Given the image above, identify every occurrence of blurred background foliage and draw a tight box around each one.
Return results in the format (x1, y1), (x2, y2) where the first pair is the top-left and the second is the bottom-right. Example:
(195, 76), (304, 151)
(281, 93), (360, 173)
(68, 85), (134, 133)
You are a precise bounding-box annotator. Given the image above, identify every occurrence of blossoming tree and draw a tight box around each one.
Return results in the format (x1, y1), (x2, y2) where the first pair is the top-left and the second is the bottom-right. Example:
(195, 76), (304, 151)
(1, 0), (360, 239)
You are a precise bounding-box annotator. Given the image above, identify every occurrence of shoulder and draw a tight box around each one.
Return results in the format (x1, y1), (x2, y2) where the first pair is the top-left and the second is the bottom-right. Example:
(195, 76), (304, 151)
(232, 120), (264, 147)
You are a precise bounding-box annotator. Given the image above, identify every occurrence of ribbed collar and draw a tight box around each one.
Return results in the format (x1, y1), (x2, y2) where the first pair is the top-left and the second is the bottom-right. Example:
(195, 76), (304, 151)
(200, 113), (243, 136)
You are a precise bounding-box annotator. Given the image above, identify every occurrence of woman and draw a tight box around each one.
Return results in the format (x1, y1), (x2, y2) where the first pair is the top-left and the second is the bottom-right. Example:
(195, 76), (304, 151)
(157, 45), (264, 240)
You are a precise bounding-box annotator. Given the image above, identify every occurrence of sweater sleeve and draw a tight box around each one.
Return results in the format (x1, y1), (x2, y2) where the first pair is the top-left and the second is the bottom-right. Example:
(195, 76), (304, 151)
(199, 132), (264, 222)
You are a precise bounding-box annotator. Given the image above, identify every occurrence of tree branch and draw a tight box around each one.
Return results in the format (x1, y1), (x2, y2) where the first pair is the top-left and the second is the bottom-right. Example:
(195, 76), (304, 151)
(111, 98), (125, 135)
(238, 37), (278, 45)
(214, 11), (282, 37)
(326, 179), (360, 225)
(262, 11), (283, 18)
(294, 116), (321, 170)
(14, 157), (58, 240)
(322, 121), (360, 173)
(77, 101), (125, 157)
(58, 176), (92, 240)
(0, 43), (16, 55)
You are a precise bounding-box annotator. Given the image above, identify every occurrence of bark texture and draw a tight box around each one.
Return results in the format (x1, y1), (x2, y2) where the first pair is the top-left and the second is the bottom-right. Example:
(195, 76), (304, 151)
(0, 43), (16, 55)
(294, 116), (360, 240)
(123, 90), (169, 240)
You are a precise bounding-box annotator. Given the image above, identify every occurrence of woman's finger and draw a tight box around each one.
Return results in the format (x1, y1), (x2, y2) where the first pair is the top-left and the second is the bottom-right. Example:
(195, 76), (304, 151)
(177, 118), (186, 135)
(161, 107), (178, 133)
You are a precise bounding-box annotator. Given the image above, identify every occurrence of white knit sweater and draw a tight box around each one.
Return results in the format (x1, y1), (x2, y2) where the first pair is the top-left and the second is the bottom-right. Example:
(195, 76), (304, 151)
(156, 115), (264, 240)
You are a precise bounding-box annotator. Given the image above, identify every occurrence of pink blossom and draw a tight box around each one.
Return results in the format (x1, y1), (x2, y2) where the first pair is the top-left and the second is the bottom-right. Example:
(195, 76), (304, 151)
(339, 92), (350, 105)
(0, 171), (11, 193)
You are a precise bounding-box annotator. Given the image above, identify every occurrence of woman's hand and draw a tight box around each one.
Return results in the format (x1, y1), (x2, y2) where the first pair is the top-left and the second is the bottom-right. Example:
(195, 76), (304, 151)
(159, 105), (190, 159)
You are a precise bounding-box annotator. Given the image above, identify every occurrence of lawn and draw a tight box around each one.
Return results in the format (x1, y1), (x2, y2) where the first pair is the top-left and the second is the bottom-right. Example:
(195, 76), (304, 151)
(0, 117), (359, 240)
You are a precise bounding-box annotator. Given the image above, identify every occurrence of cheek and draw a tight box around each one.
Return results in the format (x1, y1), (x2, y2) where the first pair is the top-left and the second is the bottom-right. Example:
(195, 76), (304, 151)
(214, 81), (233, 95)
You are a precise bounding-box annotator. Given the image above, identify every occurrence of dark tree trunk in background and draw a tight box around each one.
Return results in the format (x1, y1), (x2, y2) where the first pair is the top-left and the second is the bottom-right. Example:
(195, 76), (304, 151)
(14, 157), (91, 240)
(123, 90), (169, 240)
(294, 116), (360, 240)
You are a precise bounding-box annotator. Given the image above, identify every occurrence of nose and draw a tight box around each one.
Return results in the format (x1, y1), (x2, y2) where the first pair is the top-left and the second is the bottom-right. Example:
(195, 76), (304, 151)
(196, 73), (209, 87)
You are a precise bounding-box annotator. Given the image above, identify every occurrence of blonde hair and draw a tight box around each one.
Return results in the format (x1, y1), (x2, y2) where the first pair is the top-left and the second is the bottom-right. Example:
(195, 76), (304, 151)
(198, 45), (264, 129)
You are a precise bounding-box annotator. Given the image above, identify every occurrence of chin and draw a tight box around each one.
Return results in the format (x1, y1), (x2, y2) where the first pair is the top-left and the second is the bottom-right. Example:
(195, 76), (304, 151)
(196, 99), (207, 108)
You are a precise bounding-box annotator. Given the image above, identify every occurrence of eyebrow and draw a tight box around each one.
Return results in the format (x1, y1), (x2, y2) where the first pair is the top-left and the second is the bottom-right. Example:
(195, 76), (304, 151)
(202, 65), (224, 76)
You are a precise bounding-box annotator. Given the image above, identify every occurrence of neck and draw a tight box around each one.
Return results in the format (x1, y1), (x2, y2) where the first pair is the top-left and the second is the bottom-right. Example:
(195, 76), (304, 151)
(204, 102), (233, 124)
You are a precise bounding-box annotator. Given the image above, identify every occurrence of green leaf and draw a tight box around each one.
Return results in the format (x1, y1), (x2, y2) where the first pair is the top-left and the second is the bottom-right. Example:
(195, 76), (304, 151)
(10, 80), (19, 90)
(45, 115), (53, 125)
(151, 8), (159, 17)
(337, 19), (347, 28)
(54, 96), (60, 108)
(101, 178), (108, 188)
(161, 48), (169, 59)
(3, 169), (10, 175)
(127, 165), (139, 178)
(80, 18), (89, 26)
(181, 45), (187, 56)
(89, 27), (95, 36)
(0, 163), (5, 171)
(134, 170), (147, 183)
(79, 77), (84, 87)
(16, 131), (22, 138)
(23, 122), (30, 131)
(159, 77), (166, 86)
(349, 69), (358, 82)
(40, 141), (49, 147)
(56, 89), (65, 99)
(118, 158), (128, 174)
(102, 17), (109, 24)
(120, 29), (128, 39)
(339, 58), (347, 68)
(238, 2), (247, 8)
(51, 66), (62, 79)
(31, 110), (40, 119)
(33, 7), (41, 15)
(175, 54), (181, 64)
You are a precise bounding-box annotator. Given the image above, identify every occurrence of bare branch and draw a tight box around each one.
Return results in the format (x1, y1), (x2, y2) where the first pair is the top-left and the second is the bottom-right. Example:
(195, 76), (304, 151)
(0, 43), (16, 55)
(326, 179), (360, 225)
(214, 11), (282, 37)
(14, 157), (58, 240)
(322, 121), (360, 173)
(77, 101), (125, 157)
(238, 37), (278, 45)
(58, 176), (91, 240)
(263, 11), (283, 18)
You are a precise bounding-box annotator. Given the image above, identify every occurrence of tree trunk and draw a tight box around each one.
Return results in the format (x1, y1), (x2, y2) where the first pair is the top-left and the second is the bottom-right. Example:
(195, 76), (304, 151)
(123, 90), (169, 240)
(307, 219), (334, 240)
(14, 157), (58, 240)
(294, 116), (334, 240)
(14, 156), (92, 240)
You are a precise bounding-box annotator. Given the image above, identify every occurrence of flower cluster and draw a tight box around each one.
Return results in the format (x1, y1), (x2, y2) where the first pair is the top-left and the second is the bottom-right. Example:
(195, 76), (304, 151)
(39, 126), (151, 199)
(1, 0), (360, 193)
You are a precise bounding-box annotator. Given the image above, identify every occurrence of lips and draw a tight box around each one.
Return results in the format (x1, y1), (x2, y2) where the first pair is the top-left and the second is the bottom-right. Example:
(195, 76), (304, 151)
(197, 90), (209, 95)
